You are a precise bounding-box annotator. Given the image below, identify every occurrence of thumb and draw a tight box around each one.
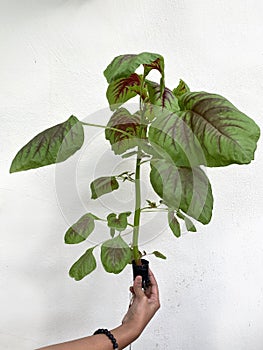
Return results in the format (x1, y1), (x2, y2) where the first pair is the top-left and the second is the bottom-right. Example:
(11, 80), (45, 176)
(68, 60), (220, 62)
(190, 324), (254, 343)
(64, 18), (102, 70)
(133, 275), (144, 298)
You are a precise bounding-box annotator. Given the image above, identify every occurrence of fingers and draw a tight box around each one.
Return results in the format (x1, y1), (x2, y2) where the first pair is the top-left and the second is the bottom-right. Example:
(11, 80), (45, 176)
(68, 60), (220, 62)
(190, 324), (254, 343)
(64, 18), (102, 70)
(148, 268), (159, 298)
(130, 269), (159, 300)
(133, 275), (145, 298)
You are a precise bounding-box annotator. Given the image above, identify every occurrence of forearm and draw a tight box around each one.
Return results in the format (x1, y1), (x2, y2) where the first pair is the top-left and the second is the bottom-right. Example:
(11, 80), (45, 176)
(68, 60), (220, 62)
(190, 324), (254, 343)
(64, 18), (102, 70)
(37, 273), (160, 350)
(37, 322), (141, 350)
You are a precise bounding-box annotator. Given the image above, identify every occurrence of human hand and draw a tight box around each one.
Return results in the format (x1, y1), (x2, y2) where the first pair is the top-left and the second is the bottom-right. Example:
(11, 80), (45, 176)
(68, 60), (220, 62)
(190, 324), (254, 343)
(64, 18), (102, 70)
(36, 269), (160, 350)
(122, 268), (160, 336)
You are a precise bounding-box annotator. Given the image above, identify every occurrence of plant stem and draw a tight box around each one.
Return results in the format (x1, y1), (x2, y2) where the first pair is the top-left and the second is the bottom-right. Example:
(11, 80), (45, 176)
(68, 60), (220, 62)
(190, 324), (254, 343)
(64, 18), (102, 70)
(141, 208), (168, 213)
(132, 149), (142, 264)
(132, 72), (147, 265)
(139, 159), (151, 166)
(81, 121), (134, 139)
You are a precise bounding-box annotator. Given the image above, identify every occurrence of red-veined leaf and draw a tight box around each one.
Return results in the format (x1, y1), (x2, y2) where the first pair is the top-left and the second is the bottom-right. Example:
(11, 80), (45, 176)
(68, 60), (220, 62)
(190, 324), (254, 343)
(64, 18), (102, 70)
(150, 159), (213, 224)
(146, 80), (179, 112)
(104, 52), (164, 83)
(106, 73), (143, 111)
(107, 212), (131, 231)
(101, 235), (132, 274)
(143, 57), (165, 78)
(10, 116), (84, 173)
(173, 79), (190, 98)
(90, 176), (119, 199)
(64, 213), (97, 244)
(149, 92), (260, 167)
(105, 108), (147, 155)
(176, 91), (260, 166)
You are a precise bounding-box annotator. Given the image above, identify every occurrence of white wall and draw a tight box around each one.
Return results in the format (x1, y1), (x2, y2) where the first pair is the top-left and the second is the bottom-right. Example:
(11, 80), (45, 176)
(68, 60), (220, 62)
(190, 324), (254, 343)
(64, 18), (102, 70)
(1, 0), (263, 349)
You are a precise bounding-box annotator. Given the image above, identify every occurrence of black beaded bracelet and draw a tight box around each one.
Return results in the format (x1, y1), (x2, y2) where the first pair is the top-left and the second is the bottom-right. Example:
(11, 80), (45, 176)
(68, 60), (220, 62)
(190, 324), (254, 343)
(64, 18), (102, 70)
(93, 328), (119, 349)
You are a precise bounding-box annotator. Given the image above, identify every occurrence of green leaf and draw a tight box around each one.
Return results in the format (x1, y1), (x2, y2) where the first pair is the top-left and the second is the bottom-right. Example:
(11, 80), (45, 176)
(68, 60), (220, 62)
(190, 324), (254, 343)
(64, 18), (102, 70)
(143, 57), (165, 79)
(146, 80), (180, 112)
(148, 109), (208, 167)
(69, 247), (96, 281)
(107, 212), (131, 231)
(173, 79), (190, 98)
(121, 150), (138, 159)
(168, 210), (181, 237)
(149, 92), (261, 167)
(176, 211), (185, 220)
(150, 159), (213, 224)
(152, 250), (167, 259)
(178, 91), (260, 166)
(64, 213), (96, 244)
(110, 228), (115, 238)
(127, 84), (148, 100)
(140, 140), (161, 158)
(106, 73), (143, 111)
(146, 199), (157, 208)
(104, 52), (164, 84)
(10, 115), (84, 173)
(149, 92), (260, 167)
(185, 217), (197, 232)
(176, 211), (197, 232)
(101, 235), (132, 274)
(90, 176), (119, 200)
(105, 108), (147, 155)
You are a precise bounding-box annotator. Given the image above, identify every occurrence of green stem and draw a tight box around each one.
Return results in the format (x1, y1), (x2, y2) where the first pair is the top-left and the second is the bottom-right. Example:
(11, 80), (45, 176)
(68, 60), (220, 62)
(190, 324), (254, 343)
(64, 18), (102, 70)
(81, 121), (134, 139)
(132, 150), (142, 264)
(139, 159), (151, 166)
(132, 72), (147, 265)
(141, 208), (168, 213)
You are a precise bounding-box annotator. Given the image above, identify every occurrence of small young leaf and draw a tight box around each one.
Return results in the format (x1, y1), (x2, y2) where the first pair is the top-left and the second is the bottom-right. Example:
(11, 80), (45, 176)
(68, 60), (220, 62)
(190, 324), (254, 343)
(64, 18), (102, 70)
(168, 211), (181, 237)
(64, 213), (96, 244)
(152, 251), (167, 259)
(146, 200), (157, 208)
(110, 228), (115, 238)
(128, 84), (148, 100)
(105, 108), (146, 155)
(106, 73), (143, 111)
(10, 115), (84, 173)
(173, 79), (190, 97)
(150, 159), (213, 224)
(104, 52), (164, 83)
(90, 176), (119, 200)
(69, 247), (96, 281)
(107, 212), (131, 231)
(101, 235), (132, 274)
(143, 57), (165, 80)
(146, 80), (180, 112)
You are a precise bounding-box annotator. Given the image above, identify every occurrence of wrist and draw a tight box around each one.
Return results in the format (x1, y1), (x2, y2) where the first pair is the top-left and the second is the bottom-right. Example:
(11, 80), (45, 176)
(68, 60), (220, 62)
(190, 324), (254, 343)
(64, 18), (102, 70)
(121, 320), (142, 340)
(110, 321), (141, 349)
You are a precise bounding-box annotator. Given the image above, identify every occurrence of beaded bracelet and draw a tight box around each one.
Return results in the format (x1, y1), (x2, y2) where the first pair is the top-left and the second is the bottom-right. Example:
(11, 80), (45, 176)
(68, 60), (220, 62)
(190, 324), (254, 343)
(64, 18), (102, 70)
(93, 328), (119, 349)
